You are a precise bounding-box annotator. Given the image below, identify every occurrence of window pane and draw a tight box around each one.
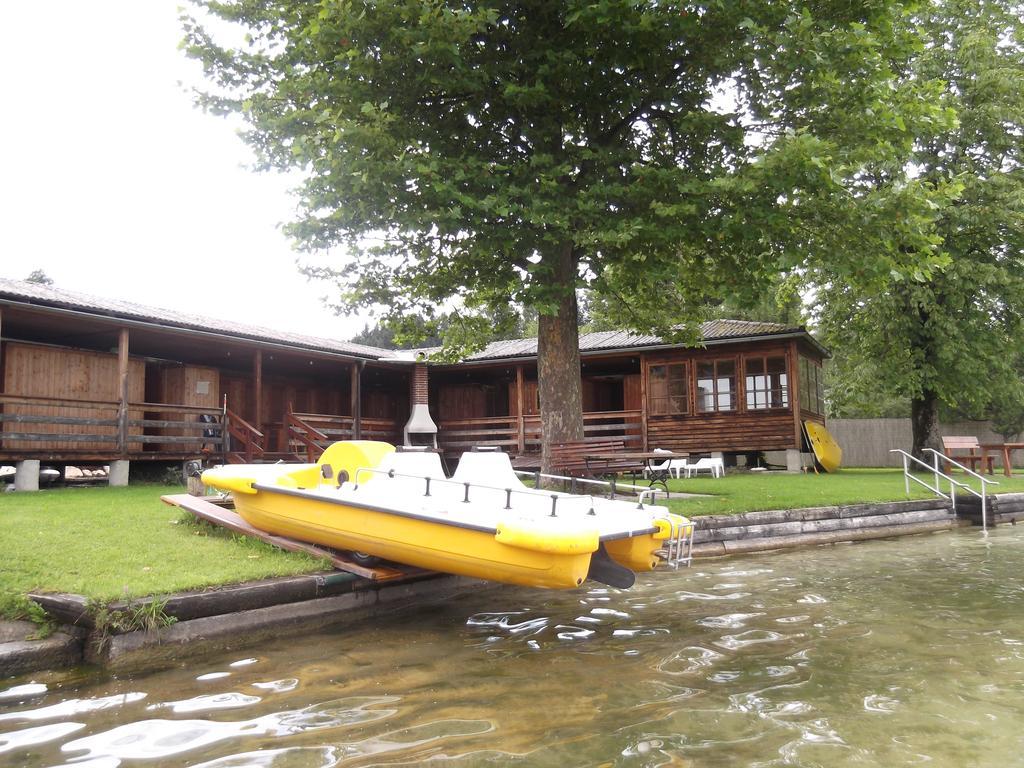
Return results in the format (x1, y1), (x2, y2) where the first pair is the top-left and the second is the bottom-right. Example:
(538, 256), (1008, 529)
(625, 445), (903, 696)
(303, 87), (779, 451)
(746, 357), (764, 375)
(767, 356), (786, 374)
(718, 360), (735, 377)
(697, 362), (714, 379)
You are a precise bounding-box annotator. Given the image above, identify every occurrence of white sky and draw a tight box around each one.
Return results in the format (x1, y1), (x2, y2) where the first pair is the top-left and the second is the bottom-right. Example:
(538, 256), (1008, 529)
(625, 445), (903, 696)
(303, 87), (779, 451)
(0, 2), (370, 340)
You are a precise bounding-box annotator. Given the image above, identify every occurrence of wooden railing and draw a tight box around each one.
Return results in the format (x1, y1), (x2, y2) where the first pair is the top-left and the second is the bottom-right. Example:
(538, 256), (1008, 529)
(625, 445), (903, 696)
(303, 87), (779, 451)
(285, 406), (401, 461)
(225, 407), (265, 464)
(437, 410), (643, 454)
(0, 394), (226, 455)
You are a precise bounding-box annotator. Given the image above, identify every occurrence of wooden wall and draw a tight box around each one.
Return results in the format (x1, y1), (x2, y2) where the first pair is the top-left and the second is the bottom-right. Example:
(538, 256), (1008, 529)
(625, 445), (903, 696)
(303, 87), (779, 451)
(2, 341), (144, 451)
(154, 364), (220, 453)
(642, 342), (808, 453)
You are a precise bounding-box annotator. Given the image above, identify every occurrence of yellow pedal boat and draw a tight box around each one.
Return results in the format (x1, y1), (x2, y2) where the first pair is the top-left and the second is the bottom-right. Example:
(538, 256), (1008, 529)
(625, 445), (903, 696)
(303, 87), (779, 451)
(201, 441), (693, 590)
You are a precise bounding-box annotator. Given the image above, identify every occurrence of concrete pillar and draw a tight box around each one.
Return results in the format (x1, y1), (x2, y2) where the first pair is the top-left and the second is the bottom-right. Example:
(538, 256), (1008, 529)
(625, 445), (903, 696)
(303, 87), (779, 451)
(108, 460), (130, 487)
(14, 460), (40, 492)
(786, 449), (803, 473)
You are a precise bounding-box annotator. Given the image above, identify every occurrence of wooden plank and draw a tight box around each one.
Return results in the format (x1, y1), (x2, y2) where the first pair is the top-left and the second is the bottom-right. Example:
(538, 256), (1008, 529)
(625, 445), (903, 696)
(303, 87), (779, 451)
(134, 435), (225, 445)
(127, 418), (223, 430)
(0, 413), (120, 427)
(253, 349), (263, 434)
(516, 364), (525, 453)
(0, 432), (119, 443)
(790, 340), (802, 450)
(350, 362), (361, 440)
(161, 494), (415, 581)
(117, 328), (129, 454)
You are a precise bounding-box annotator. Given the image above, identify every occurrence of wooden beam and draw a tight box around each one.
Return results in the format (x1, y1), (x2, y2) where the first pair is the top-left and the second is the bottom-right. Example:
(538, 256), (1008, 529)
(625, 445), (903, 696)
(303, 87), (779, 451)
(0, 306), (4, 451)
(253, 349), (263, 432)
(351, 361), (363, 439)
(116, 327), (129, 455)
(789, 340), (802, 450)
(639, 354), (649, 451)
(515, 364), (525, 453)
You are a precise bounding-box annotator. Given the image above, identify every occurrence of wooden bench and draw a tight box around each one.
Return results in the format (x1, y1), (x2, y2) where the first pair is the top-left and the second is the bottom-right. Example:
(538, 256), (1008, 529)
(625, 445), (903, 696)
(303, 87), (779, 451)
(941, 436), (995, 474)
(549, 439), (634, 478)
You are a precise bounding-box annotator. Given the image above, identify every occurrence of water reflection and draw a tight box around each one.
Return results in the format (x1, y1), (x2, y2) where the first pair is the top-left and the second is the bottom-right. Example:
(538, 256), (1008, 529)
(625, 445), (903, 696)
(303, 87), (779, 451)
(2, 527), (1024, 766)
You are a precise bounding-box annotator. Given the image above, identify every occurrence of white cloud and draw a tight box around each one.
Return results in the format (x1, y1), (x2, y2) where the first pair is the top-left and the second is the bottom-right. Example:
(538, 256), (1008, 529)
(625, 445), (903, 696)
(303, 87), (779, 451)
(0, 1), (369, 340)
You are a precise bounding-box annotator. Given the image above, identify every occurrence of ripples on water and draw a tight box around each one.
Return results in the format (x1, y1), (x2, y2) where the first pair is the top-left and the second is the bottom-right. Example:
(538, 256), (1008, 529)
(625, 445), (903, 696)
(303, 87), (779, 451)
(4, 528), (1024, 767)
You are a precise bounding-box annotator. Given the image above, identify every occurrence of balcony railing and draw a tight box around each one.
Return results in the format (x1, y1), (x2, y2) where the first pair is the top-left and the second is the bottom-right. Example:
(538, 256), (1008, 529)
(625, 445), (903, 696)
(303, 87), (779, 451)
(437, 410), (643, 454)
(0, 394), (226, 456)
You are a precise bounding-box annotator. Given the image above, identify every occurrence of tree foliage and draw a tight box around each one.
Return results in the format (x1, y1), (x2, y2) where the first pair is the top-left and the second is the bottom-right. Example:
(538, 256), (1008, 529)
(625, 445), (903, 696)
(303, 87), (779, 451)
(184, 1), (952, 460)
(815, 0), (1024, 455)
(25, 269), (53, 286)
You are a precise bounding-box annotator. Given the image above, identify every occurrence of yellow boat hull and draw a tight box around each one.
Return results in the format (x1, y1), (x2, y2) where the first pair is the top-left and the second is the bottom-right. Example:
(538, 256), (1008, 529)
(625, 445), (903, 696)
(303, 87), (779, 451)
(203, 440), (691, 590)
(804, 420), (843, 473)
(233, 489), (594, 590)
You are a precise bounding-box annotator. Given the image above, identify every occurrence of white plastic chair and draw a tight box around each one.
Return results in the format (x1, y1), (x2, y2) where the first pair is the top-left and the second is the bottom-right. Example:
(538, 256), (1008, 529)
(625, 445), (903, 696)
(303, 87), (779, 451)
(643, 448), (673, 478)
(691, 457), (724, 478)
(668, 459), (692, 479)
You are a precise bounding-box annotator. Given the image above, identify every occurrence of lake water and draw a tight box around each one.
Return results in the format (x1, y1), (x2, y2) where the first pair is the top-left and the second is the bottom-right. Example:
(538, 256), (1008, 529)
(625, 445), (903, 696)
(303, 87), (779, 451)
(3, 525), (1024, 767)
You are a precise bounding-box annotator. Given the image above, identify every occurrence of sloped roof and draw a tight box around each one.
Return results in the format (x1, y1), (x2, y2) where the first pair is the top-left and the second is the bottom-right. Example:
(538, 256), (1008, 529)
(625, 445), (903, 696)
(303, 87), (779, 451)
(421, 319), (825, 362)
(0, 277), (825, 364)
(0, 277), (396, 361)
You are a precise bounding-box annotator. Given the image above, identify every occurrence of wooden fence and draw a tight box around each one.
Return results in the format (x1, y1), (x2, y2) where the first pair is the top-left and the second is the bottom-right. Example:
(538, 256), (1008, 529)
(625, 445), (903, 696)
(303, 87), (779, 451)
(828, 418), (1022, 467)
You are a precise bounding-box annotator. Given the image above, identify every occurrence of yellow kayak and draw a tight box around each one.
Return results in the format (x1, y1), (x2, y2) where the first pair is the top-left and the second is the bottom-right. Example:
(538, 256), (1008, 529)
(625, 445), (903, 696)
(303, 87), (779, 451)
(202, 441), (692, 590)
(804, 421), (843, 473)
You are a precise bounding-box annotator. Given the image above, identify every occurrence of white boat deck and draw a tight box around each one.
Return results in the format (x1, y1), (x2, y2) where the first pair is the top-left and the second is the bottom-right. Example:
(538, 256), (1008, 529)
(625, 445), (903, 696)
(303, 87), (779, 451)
(255, 450), (670, 540)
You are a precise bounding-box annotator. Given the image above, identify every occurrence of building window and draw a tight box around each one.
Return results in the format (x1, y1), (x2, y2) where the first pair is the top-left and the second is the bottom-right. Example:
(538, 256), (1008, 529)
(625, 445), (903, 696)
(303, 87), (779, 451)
(696, 359), (736, 412)
(799, 357), (824, 414)
(648, 363), (689, 415)
(745, 356), (789, 410)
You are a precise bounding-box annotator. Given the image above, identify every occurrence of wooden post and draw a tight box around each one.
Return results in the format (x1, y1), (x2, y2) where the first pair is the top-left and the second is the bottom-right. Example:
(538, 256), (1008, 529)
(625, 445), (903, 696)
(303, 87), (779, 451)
(253, 349), (263, 433)
(0, 306), (4, 451)
(351, 361), (363, 439)
(639, 354), (649, 452)
(516, 364), (525, 453)
(789, 340), (803, 449)
(116, 327), (130, 456)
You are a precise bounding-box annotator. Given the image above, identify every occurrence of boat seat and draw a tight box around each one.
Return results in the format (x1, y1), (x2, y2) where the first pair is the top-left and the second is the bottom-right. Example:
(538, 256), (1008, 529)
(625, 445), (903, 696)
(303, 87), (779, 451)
(451, 450), (526, 490)
(374, 450), (447, 481)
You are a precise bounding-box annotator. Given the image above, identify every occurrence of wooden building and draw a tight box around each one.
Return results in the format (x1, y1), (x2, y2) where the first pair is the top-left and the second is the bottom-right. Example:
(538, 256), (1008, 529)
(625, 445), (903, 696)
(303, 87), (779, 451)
(428, 322), (827, 464)
(0, 278), (827, 478)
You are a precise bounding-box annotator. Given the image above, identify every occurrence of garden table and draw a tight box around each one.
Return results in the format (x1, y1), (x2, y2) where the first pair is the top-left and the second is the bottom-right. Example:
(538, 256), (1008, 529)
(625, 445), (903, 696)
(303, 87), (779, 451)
(980, 442), (1024, 478)
(585, 451), (691, 496)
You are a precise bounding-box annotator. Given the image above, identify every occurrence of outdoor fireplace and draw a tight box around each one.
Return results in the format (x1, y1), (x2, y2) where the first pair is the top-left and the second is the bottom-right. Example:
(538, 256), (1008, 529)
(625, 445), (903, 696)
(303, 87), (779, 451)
(403, 360), (438, 447)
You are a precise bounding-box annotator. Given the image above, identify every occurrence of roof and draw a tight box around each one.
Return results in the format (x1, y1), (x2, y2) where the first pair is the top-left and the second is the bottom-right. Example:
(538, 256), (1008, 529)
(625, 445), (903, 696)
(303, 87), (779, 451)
(419, 319), (827, 362)
(0, 277), (396, 361)
(0, 277), (826, 364)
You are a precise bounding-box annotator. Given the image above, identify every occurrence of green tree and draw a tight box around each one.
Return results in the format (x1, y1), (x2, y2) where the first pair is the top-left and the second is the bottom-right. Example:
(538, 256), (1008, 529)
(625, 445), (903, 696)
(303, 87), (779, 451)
(25, 269), (53, 286)
(185, 1), (949, 468)
(816, 0), (1024, 459)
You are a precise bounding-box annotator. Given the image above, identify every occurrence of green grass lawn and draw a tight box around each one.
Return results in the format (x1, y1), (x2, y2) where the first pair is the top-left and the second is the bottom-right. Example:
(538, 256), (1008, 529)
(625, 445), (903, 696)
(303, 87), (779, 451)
(653, 467), (1024, 517)
(0, 485), (326, 621)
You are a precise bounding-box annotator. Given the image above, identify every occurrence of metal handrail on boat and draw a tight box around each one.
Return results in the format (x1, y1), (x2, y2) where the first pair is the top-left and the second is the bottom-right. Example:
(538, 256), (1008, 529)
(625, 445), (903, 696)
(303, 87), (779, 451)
(349, 466), (603, 517)
(890, 448), (999, 533)
(346, 464), (667, 516)
(512, 469), (667, 509)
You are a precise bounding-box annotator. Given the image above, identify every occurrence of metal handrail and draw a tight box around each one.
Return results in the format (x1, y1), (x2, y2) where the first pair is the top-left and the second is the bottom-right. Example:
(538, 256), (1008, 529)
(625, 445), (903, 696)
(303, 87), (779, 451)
(351, 466), (602, 516)
(513, 469), (666, 508)
(890, 448), (999, 532)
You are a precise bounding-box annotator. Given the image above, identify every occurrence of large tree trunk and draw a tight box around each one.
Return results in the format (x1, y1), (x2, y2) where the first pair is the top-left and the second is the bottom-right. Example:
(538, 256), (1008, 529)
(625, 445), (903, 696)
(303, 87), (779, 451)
(910, 388), (941, 464)
(537, 243), (584, 474)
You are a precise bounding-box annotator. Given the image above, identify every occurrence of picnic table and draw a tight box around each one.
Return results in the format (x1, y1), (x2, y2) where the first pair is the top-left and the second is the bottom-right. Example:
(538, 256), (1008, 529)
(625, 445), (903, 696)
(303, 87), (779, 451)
(585, 451), (691, 495)
(980, 442), (1024, 478)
